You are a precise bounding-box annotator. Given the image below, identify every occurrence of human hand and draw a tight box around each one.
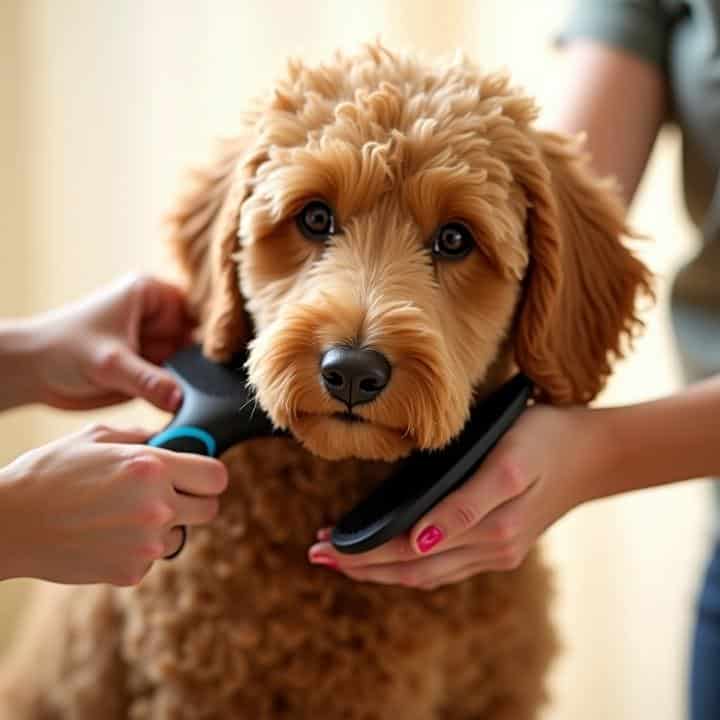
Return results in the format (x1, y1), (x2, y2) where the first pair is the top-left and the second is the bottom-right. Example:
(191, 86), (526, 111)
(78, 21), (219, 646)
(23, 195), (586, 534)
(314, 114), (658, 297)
(25, 274), (196, 412)
(0, 423), (228, 585)
(308, 403), (609, 589)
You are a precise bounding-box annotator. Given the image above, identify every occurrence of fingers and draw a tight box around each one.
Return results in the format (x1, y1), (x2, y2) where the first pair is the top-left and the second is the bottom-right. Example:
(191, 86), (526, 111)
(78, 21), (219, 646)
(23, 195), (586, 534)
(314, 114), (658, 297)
(109, 527), (184, 586)
(75, 423), (152, 445)
(156, 451), (228, 497)
(129, 275), (198, 365)
(408, 448), (536, 556)
(92, 344), (183, 412)
(334, 546), (487, 590)
(130, 276), (190, 331)
(309, 531), (501, 571)
(309, 485), (538, 587)
(172, 493), (220, 526)
(411, 563), (490, 591)
(77, 424), (227, 498)
(309, 533), (528, 589)
(309, 518), (498, 570)
(98, 441), (227, 501)
(309, 533), (417, 569)
(42, 390), (133, 411)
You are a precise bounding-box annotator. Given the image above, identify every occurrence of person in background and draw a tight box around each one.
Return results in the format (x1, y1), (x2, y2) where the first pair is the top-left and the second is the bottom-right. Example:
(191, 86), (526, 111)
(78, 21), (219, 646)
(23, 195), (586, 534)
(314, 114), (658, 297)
(306, 4), (720, 717)
(0, 275), (227, 587)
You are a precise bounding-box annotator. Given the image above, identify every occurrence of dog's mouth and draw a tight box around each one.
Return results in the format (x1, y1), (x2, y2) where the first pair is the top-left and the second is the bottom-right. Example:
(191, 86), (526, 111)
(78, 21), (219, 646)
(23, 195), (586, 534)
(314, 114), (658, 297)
(330, 411), (366, 424)
(289, 409), (416, 461)
(296, 409), (404, 434)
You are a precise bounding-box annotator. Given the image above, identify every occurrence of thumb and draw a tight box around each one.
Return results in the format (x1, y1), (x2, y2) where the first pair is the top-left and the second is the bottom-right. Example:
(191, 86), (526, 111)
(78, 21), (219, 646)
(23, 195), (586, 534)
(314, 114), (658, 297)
(95, 347), (182, 412)
(409, 453), (530, 555)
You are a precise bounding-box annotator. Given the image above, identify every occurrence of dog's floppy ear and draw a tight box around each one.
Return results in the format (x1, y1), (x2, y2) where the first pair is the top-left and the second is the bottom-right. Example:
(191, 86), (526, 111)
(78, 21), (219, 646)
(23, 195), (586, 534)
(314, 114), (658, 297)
(513, 131), (653, 403)
(166, 136), (261, 361)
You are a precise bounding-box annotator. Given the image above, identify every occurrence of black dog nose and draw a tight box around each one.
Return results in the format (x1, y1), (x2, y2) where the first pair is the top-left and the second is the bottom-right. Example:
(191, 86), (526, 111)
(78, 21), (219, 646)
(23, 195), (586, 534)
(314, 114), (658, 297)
(320, 346), (392, 407)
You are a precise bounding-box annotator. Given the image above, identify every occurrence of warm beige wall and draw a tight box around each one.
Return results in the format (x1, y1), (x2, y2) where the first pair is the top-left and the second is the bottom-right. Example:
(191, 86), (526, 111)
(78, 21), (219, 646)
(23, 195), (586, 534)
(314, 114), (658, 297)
(0, 1), (36, 461)
(0, 2), (711, 719)
(0, 0), (38, 651)
(0, 0), (27, 313)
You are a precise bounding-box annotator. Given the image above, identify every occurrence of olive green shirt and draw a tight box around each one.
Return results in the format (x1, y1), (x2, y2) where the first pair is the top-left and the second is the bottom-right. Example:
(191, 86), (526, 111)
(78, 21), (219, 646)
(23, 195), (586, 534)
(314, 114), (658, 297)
(560, 0), (720, 379)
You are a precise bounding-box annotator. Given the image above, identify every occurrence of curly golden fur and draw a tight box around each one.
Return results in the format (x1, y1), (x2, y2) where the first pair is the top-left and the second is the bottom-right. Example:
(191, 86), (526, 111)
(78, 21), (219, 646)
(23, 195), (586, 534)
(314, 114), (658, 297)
(0, 43), (651, 719)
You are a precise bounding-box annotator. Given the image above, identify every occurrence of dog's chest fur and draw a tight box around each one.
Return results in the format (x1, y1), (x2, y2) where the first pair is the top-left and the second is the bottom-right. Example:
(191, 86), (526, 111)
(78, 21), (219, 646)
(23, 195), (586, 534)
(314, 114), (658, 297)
(117, 438), (555, 718)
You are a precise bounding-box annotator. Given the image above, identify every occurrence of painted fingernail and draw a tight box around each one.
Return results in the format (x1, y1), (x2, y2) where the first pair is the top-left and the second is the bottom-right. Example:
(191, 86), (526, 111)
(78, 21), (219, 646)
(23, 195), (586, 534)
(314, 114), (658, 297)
(417, 526), (444, 553)
(310, 554), (339, 569)
(316, 527), (332, 541)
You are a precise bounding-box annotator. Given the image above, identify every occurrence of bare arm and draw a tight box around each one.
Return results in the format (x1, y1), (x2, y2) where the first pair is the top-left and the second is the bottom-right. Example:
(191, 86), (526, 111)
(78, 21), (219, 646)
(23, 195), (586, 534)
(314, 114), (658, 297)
(592, 375), (720, 499)
(542, 40), (667, 205)
(0, 322), (39, 411)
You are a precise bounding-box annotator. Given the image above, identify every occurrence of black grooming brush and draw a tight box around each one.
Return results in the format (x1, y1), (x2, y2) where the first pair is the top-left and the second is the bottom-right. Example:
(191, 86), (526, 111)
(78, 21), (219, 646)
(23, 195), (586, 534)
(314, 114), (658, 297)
(147, 344), (285, 456)
(149, 345), (532, 554)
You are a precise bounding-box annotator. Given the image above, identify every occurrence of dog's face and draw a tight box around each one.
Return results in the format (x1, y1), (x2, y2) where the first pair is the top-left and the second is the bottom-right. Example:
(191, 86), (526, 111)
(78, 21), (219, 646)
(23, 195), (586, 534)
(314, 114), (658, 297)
(170, 45), (651, 462)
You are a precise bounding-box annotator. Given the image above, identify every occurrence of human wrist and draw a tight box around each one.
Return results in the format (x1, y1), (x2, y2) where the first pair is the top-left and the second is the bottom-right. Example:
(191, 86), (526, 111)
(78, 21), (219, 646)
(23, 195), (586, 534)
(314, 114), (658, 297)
(0, 320), (48, 410)
(563, 405), (622, 509)
(573, 401), (667, 506)
(0, 462), (38, 580)
(583, 379), (720, 500)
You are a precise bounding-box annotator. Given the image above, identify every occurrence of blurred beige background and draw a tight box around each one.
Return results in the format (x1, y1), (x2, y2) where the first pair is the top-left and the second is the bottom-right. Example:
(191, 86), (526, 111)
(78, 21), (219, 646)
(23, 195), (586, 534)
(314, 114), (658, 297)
(0, 1), (711, 718)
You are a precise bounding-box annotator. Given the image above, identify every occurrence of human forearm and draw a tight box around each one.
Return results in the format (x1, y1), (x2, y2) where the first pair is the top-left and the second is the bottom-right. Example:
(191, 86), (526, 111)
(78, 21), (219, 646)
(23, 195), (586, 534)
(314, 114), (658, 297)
(586, 377), (720, 502)
(0, 320), (44, 411)
(0, 463), (41, 580)
(543, 41), (667, 206)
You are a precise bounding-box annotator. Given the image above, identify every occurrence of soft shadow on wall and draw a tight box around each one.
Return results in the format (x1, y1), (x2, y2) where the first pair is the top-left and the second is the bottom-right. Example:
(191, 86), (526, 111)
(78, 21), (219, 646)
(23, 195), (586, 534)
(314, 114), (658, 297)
(0, 2), (711, 720)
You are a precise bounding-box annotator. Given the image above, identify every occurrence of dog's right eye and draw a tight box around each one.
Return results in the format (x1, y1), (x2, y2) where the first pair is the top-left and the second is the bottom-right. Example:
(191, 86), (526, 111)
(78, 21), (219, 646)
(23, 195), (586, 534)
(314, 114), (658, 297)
(297, 201), (335, 241)
(431, 222), (474, 260)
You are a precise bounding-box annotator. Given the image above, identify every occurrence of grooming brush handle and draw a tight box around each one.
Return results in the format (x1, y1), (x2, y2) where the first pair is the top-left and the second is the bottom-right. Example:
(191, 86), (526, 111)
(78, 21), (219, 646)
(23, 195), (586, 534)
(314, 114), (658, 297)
(148, 426), (218, 456)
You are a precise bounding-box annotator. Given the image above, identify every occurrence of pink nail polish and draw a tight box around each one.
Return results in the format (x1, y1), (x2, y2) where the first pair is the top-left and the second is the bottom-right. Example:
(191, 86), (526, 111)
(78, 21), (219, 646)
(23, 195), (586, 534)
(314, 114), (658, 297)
(417, 526), (443, 553)
(316, 527), (332, 541)
(310, 554), (339, 569)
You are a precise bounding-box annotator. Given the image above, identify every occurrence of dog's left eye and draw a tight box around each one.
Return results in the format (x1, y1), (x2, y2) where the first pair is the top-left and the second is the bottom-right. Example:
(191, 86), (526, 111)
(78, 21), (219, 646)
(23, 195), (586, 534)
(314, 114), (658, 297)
(432, 222), (474, 260)
(297, 200), (335, 240)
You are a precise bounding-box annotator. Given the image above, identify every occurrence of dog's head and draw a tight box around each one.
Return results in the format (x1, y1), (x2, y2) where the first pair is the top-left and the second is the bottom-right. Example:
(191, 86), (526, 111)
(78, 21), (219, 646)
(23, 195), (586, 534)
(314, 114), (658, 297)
(168, 44), (652, 462)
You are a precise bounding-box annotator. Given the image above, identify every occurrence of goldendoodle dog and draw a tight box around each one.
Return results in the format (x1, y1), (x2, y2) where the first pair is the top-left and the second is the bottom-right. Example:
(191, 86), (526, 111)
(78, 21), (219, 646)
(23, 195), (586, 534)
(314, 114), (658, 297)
(0, 43), (651, 719)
